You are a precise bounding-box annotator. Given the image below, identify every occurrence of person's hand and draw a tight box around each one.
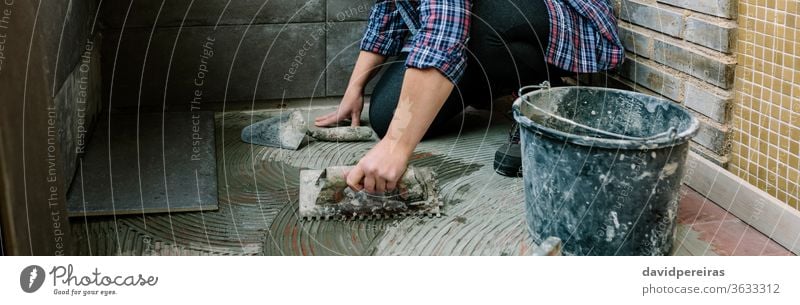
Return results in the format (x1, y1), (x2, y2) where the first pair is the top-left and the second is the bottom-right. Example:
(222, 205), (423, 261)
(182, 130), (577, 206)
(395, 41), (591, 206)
(346, 139), (413, 194)
(315, 87), (364, 127)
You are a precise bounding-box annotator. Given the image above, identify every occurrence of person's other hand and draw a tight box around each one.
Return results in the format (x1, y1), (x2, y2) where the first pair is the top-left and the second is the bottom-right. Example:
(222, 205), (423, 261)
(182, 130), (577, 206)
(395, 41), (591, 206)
(315, 88), (363, 127)
(345, 139), (412, 194)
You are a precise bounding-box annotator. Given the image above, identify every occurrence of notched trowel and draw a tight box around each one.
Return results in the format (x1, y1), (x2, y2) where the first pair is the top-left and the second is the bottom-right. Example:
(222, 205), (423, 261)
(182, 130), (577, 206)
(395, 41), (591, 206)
(299, 166), (443, 220)
(241, 110), (376, 150)
(241, 111), (308, 150)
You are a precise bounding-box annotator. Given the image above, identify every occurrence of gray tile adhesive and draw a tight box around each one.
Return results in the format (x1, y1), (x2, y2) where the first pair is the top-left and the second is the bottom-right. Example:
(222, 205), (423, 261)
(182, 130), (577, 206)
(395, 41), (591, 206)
(240, 110), (376, 150)
(71, 109), (537, 256)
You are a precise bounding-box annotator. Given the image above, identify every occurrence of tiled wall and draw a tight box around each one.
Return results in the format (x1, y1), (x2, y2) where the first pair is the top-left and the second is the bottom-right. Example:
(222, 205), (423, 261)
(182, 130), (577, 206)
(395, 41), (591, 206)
(0, 0), (102, 254)
(731, 0), (800, 209)
(100, 0), (373, 109)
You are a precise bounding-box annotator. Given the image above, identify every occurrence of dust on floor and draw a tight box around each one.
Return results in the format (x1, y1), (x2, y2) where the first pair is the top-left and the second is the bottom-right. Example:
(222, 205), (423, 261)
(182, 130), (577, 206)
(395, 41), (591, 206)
(69, 107), (791, 256)
(70, 107), (536, 255)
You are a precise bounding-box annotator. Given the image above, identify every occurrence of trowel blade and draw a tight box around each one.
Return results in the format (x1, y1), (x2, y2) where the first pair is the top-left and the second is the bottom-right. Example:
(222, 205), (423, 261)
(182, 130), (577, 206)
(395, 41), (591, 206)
(241, 111), (308, 150)
(298, 166), (443, 220)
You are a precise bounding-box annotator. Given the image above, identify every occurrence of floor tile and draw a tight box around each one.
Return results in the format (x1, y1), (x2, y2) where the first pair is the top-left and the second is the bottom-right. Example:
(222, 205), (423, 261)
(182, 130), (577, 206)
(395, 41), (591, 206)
(691, 220), (794, 256)
(677, 186), (737, 225)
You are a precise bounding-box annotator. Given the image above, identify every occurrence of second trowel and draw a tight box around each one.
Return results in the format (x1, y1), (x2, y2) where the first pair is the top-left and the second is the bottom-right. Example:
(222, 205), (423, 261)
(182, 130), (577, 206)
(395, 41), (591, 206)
(241, 111), (308, 150)
(241, 110), (376, 150)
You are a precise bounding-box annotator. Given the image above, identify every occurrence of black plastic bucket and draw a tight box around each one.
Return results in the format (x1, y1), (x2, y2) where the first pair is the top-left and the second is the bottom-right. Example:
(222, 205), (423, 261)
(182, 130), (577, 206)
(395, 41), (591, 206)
(513, 85), (699, 256)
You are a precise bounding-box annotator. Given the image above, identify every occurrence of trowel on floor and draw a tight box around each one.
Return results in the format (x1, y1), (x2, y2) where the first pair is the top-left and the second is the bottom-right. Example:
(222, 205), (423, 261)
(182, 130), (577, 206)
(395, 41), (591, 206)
(241, 110), (375, 150)
(299, 166), (443, 220)
(241, 111), (309, 150)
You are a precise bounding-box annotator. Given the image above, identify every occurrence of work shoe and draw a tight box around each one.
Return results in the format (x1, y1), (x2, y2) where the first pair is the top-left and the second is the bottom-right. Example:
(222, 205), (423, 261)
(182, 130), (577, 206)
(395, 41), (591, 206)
(494, 80), (557, 177)
(494, 121), (523, 177)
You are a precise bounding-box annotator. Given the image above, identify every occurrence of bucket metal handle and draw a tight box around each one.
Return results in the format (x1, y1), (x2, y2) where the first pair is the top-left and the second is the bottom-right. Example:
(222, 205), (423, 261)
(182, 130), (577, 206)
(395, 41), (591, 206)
(517, 83), (678, 142)
(518, 81), (552, 97)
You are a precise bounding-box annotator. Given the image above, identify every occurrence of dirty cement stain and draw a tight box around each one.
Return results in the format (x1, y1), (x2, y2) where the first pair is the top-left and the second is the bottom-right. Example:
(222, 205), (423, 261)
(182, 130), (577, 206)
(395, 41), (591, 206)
(71, 109), (536, 256)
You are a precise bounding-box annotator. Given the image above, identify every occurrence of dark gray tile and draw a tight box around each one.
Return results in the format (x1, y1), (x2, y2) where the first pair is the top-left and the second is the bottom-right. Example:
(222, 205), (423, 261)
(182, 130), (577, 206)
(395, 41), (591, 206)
(103, 23), (327, 108)
(101, 0), (325, 28)
(55, 35), (103, 190)
(67, 112), (218, 216)
(327, 0), (373, 21)
(325, 21), (373, 96)
(39, 0), (99, 97)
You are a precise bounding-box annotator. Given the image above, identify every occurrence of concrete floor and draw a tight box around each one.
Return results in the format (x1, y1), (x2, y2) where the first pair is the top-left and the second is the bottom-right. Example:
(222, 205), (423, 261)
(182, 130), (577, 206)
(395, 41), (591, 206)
(69, 106), (793, 256)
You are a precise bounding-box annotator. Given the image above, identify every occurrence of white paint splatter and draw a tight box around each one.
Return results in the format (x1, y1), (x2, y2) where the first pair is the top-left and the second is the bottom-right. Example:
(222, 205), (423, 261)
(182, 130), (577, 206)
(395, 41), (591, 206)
(605, 225), (615, 242)
(610, 211), (620, 229)
(659, 162), (679, 179)
(563, 190), (575, 201)
(606, 212), (621, 242)
(634, 172), (653, 181)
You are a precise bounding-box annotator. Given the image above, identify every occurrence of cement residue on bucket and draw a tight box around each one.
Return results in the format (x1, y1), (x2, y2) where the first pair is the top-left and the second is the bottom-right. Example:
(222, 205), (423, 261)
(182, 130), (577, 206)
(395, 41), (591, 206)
(514, 86), (699, 256)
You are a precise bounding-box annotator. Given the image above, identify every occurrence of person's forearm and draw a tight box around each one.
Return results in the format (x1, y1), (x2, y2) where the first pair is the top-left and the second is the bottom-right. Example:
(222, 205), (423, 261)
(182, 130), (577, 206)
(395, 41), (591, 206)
(346, 51), (386, 92)
(383, 68), (454, 155)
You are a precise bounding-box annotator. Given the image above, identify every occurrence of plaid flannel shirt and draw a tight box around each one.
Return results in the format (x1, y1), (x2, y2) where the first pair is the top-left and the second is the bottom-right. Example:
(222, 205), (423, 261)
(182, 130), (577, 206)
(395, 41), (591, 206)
(360, 0), (625, 84)
(544, 0), (625, 72)
(360, 0), (471, 83)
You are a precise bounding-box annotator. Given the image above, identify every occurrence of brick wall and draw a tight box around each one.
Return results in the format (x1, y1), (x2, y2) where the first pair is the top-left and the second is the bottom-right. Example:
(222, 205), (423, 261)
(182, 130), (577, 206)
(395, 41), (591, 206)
(100, 0), (373, 109)
(603, 0), (800, 209)
(601, 0), (739, 166)
(731, 0), (799, 209)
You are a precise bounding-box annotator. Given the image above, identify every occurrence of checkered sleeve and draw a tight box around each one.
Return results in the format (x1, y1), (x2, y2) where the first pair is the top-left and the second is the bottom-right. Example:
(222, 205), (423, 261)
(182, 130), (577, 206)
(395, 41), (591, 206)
(544, 0), (625, 73)
(405, 0), (471, 84)
(360, 1), (408, 57)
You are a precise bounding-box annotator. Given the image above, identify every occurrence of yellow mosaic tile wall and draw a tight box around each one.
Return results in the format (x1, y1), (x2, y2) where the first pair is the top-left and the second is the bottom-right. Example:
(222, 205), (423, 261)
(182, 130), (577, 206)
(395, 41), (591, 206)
(732, 0), (800, 209)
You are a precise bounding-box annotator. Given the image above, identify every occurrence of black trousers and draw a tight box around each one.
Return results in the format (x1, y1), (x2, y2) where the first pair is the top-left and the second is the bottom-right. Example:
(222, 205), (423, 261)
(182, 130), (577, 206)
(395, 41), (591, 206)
(369, 0), (567, 138)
